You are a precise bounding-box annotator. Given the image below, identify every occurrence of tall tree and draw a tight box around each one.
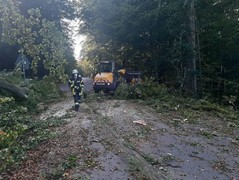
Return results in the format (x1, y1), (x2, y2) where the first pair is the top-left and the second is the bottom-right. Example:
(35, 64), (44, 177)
(0, 0), (77, 80)
(197, 0), (239, 98)
(0, 0), (66, 80)
(183, 0), (198, 95)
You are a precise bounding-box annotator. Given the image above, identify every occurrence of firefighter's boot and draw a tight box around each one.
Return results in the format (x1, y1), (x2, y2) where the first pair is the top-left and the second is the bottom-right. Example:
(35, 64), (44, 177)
(75, 103), (79, 111)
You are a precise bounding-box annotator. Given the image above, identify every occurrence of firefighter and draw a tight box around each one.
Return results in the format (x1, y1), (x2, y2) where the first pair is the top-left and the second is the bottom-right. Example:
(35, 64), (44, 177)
(68, 69), (84, 111)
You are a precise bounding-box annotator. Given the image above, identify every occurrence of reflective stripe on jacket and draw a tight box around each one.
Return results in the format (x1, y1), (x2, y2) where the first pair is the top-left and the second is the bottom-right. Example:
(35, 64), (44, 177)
(68, 75), (84, 96)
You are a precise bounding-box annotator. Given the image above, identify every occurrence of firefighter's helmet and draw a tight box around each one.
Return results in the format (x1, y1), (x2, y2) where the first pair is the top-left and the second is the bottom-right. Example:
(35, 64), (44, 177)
(72, 69), (78, 74)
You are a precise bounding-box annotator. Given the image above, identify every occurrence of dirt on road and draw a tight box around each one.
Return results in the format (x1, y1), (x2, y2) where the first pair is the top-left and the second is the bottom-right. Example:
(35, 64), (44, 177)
(3, 79), (239, 180)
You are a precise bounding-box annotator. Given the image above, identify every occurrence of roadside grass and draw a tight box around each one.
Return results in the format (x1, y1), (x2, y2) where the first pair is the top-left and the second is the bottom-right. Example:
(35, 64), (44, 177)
(44, 154), (78, 179)
(143, 154), (160, 166)
(62, 155), (78, 170)
(188, 142), (200, 147)
(123, 139), (136, 149)
(0, 74), (66, 173)
(200, 130), (214, 139)
(161, 153), (175, 164)
(131, 126), (151, 139)
(128, 157), (149, 179)
(95, 115), (110, 124)
(42, 137), (99, 179)
(114, 79), (239, 128)
(143, 95), (239, 137)
(0, 116), (67, 172)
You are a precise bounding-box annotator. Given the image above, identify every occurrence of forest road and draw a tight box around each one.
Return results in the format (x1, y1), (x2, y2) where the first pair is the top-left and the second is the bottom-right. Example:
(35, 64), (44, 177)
(4, 77), (239, 180)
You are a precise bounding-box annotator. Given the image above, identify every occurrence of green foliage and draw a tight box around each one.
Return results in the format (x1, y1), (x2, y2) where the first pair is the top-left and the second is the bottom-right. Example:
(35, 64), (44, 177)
(77, 59), (95, 77)
(200, 130), (213, 139)
(24, 117), (66, 147)
(44, 154), (79, 179)
(128, 157), (148, 179)
(0, 116), (66, 172)
(25, 78), (63, 110)
(61, 155), (78, 170)
(79, 0), (239, 99)
(0, 0), (74, 81)
(161, 153), (175, 163)
(143, 154), (160, 166)
(0, 97), (14, 103)
(115, 77), (168, 100)
(0, 74), (64, 172)
(192, 100), (231, 114)
(3, 74), (24, 85)
(128, 157), (142, 173)
(115, 77), (239, 125)
(115, 83), (132, 98)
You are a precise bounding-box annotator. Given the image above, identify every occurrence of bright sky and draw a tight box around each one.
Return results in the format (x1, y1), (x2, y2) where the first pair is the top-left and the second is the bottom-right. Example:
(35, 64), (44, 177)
(69, 19), (86, 60)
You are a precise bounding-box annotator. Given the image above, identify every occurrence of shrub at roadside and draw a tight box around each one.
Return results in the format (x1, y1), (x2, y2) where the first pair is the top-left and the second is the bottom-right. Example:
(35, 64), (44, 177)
(115, 77), (168, 99)
(24, 78), (63, 111)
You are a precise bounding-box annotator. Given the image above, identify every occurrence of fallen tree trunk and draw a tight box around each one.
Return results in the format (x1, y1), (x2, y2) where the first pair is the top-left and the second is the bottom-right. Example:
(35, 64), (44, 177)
(0, 79), (28, 100)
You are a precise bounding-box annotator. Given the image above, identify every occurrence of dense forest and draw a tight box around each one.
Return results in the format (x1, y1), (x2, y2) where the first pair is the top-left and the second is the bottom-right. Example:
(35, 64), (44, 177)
(78, 0), (239, 102)
(1, 0), (239, 103)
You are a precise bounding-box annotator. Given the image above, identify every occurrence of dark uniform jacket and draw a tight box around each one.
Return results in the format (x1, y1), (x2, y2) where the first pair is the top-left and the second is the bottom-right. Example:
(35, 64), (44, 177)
(68, 74), (84, 96)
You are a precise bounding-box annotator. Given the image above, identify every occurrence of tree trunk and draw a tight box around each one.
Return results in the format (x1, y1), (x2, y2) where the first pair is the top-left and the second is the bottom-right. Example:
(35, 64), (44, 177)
(0, 79), (28, 100)
(184, 0), (197, 96)
(196, 20), (203, 98)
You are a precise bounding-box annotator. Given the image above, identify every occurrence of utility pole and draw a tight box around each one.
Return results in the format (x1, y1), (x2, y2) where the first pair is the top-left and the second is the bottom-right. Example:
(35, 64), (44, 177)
(19, 48), (26, 82)
(20, 48), (26, 82)
(16, 49), (30, 83)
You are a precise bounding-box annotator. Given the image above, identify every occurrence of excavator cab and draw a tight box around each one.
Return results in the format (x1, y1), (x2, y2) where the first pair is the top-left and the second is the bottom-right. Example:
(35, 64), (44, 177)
(98, 61), (115, 73)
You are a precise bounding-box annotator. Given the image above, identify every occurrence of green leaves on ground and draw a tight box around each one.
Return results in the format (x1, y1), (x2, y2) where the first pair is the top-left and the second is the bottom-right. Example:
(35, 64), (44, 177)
(0, 77), (65, 172)
(115, 78), (239, 127)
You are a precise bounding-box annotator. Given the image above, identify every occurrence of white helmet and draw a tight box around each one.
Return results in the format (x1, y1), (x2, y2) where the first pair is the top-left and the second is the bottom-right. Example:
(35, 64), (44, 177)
(72, 69), (78, 74)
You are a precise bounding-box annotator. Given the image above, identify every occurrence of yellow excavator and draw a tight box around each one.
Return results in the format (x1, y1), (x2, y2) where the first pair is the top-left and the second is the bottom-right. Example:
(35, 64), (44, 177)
(93, 61), (141, 93)
(93, 61), (120, 93)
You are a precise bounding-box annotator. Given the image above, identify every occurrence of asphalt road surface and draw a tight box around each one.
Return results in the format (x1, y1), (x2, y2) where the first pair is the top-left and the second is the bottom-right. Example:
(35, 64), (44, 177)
(82, 77), (94, 92)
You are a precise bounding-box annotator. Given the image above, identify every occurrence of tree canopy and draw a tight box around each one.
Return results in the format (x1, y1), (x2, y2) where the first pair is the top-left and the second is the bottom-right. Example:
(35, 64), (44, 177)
(0, 0), (238, 101)
(78, 0), (239, 99)
(0, 0), (77, 79)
